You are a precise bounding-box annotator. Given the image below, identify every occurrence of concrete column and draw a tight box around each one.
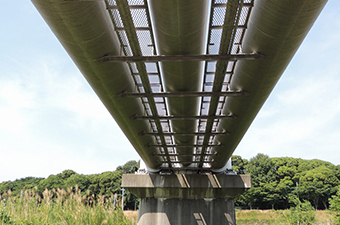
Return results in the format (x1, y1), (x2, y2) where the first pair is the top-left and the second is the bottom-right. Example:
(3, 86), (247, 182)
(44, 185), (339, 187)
(122, 174), (250, 225)
(138, 198), (235, 225)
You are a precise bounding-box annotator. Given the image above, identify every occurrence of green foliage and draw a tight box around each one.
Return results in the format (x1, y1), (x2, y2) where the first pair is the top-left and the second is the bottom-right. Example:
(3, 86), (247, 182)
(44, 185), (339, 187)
(64, 174), (90, 192)
(0, 177), (43, 196)
(1, 207), (12, 224)
(0, 160), (140, 210)
(286, 197), (315, 225)
(243, 154), (278, 209)
(116, 160), (139, 174)
(246, 154), (276, 187)
(233, 154), (339, 210)
(231, 155), (248, 174)
(329, 186), (340, 224)
(1, 157), (339, 212)
(298, 166), (339, 209)
(0, 188), (134, 225)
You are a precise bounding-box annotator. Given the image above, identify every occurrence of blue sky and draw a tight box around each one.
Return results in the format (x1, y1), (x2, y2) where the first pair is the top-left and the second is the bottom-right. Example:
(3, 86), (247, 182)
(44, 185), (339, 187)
(1, 1), (339, 182)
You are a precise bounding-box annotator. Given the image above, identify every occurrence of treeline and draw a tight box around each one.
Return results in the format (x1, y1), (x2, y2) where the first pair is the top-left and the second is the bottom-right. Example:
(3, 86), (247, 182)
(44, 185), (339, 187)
(0, 160), (139, 210)
(2, 155), (340, 211)
(232, 154), (340, 210)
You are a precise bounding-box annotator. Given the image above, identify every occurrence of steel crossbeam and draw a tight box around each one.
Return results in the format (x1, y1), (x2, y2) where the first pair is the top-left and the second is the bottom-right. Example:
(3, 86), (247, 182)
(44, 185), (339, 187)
(157, 160), (214, 164)
(131, 114), (236, 120)
(153, 153), (218, 156)
(98, 53), (264, 63)
(146, 144), (222, 148)
(118, 90), (247, 98)
(140, 131), (229, 136)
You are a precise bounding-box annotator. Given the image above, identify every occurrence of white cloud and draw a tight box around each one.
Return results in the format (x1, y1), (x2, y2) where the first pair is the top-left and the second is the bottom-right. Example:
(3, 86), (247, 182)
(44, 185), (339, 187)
(0, 53), (139, 182)
(2, 1), (340, 182)
(235, 57), (340, 164)
(234, 3), (340, 163)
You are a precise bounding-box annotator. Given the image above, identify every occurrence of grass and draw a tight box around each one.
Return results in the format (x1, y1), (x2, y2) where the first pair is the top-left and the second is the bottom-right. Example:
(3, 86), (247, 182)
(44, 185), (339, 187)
(236, 209), (335, 225)
(123, 210), (336, 225)
(0, 189), (336, 224)
(0, 187), (134, 225)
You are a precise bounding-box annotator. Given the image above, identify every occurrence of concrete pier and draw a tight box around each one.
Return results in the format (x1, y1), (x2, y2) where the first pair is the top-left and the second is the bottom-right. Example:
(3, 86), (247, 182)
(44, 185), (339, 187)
(122, 174), (250, 225)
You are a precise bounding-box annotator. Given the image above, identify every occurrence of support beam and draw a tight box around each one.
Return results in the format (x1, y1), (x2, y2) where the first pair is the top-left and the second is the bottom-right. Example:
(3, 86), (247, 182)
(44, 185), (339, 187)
(146, 144), (222, 148)
(118, 90), (248, 98)
(122, 174), (251, 225)
(98, 52), (264, 63)
(140, 131), (229, 136)
(152, 153), (218, 156)
(131, 114), (237, 120)
(157, 160), (214, 164)
(213, 3), (254, 7)
(107, 5), (146, 9)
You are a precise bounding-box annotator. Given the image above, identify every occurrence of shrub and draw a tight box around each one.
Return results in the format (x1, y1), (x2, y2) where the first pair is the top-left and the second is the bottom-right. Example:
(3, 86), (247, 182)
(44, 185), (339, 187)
(329, 186), (340, 224)
(287, 197), (315, 225)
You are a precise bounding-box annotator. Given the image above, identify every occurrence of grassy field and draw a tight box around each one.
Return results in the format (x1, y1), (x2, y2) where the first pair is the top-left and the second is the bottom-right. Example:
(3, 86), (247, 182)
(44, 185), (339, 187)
(0, 188), (336, 224)
(235, 210), (334, 224)
(124, 210), (335, 225)
(0, 188), (134, 225)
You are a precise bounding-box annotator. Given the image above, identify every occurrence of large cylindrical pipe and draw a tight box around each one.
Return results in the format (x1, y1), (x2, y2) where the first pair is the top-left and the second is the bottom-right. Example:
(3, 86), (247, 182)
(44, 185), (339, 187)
(211, 0), (328, 171)
(31, 0), (162, 169)
(148, 0), (210, 166)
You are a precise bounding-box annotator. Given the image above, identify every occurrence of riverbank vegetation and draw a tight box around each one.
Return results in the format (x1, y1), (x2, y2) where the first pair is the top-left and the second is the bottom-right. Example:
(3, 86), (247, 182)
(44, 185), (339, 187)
(232, 154), (340, 210)
(0, 160), (140, 211)
(1, 155), (340, 224)
(0, 187), (135, 224)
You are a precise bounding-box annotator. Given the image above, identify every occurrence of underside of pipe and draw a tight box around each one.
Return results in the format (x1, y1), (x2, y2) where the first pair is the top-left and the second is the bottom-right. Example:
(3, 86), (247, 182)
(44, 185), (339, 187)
(32, 0), (328, 172)
(212, 0), (328, 170)
(31, 0), (161, 169)
(148, 0), (210, 167)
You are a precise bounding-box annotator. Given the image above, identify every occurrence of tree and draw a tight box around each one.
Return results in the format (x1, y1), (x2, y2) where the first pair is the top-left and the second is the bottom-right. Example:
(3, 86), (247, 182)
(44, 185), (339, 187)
(298, 166), (339, 209)
(116, 160), (139, 174)
(244, 154), (277, 209)
(58, 170), (77, 180)
(246, 154), (276, 186)
(97, 171), (122, 197)
(0, 177), (43, 196)
(231, 155), (248, 174)
(65, 174), (90, 192)
(272, 157), (301, 208)
(38, 174), (65, 192)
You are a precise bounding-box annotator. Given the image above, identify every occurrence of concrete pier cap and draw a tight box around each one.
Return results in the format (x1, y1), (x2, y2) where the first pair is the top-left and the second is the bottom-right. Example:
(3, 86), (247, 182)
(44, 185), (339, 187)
(122, 173), (251, 225)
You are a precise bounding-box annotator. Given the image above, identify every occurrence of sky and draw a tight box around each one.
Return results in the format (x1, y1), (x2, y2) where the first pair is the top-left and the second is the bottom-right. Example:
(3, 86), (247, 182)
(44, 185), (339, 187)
(1, 1), (340, 182)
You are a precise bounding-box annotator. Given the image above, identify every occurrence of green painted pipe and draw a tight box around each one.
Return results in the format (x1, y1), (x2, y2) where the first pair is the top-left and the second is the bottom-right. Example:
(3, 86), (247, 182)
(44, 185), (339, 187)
(212, 0), (328, 172)
(31, 0), (162, 169)
(148, 0), (210, 166)
(32, 0), (328, 172)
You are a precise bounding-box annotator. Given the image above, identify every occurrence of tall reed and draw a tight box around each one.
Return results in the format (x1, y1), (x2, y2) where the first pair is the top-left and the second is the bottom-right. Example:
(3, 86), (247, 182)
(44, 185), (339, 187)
(0, 186), (134, 225)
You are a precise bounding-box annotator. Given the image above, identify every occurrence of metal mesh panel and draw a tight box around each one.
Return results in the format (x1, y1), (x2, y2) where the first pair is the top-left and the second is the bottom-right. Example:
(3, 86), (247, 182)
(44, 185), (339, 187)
(127, 0), (143, 5)
(131, 9), (148, 27)
(239, 6), (250, 25)
(103, 0), (255, 170)
(196, 0), (255, 168)
(111, 9), (123, 28)
(106, 0), (177, 167)
(215, 0), (228, 4)
(212, 7), (226, 26)
(209, 29), (223, 54)
(136, 30), (153, 56)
